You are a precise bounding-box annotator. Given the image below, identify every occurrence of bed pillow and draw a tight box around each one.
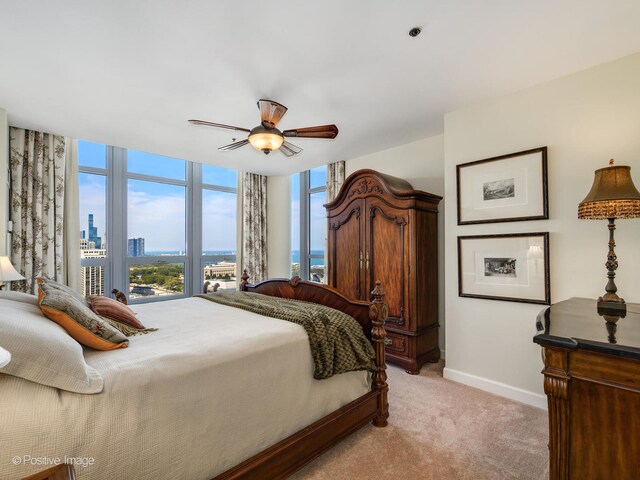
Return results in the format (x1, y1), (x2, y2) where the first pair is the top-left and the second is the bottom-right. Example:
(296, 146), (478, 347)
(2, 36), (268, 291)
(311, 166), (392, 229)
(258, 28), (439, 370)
(0, 299), (103, 393)
(0, 290), (38, 305)
(88, 296), (145, 329)
(37, 279), (129, 351)
(88, 296), (157, 336)
(38, 277), (89, 306)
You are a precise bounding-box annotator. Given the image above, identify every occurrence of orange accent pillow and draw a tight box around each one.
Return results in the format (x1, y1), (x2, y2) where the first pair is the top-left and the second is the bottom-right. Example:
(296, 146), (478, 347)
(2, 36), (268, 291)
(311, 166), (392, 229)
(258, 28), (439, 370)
(88, 296), (146, 330)
(37, 279), (128, 351)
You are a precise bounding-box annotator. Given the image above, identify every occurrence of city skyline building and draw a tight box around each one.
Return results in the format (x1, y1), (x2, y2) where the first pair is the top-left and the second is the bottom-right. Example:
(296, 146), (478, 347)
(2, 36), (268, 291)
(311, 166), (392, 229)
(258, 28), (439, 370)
(81, 214), (105, 296)
(128, 237), (145, 257)
(88, 214), (101, 249)
(80, 248), (106, 297)
(204, 261), (236, 279)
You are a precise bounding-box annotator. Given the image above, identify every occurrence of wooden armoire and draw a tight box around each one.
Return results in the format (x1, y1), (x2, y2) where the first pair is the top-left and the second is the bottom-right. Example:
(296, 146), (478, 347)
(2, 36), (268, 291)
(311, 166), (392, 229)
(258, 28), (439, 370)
(325, 169), (442, 374)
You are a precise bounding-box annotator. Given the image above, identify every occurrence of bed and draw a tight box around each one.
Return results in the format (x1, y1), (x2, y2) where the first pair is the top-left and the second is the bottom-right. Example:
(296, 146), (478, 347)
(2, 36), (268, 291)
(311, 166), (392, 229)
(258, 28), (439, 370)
(0, 274), (388, 480)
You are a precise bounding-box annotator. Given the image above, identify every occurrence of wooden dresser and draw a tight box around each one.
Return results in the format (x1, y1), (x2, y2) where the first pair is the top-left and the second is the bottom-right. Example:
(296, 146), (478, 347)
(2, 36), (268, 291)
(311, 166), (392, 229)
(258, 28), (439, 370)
(533, 298), (640, 480)
(325, 169), (442, 374)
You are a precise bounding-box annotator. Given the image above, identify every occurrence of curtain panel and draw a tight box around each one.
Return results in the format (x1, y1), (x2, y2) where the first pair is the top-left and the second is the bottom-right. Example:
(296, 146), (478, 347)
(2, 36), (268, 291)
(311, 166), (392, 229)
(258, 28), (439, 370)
(326, 160), (346, 203)
(63, 139), (80, 291)
(9, 128), (66, 293)
(241, 172), (268, 283)
(324, 161), (346, 279)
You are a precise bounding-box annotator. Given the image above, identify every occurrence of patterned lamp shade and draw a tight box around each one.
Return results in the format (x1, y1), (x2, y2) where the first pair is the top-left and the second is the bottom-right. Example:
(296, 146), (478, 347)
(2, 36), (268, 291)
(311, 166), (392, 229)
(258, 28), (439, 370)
(578, 160), (640, 219)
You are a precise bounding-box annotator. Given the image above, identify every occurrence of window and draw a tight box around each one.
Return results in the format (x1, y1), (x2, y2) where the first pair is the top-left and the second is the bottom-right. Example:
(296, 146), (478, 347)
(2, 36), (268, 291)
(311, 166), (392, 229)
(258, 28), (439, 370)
(79, 142), (108, 297)
(78, 141), (237, 303)
(126, 157), (188, 300)
(202, 168), (237, 292)
(292, 166), (327, 282)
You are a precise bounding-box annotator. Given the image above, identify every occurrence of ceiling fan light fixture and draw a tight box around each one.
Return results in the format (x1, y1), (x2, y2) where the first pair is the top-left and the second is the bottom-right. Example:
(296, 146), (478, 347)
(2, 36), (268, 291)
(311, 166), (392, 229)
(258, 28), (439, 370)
(189, 99), (337, 157)
(248, 125), (284, 154)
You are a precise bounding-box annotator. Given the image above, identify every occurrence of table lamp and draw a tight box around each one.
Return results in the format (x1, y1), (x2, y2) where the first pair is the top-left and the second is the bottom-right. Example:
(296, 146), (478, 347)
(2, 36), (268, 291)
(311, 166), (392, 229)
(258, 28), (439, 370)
(0, 256), (24, 290)
(578, 159), (640, 312)
(0, 346), (11, 369)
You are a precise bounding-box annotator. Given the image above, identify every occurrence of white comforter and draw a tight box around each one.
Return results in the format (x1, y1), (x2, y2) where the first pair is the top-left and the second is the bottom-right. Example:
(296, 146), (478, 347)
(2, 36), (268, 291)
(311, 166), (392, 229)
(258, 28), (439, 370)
(0, 297), (370, 480)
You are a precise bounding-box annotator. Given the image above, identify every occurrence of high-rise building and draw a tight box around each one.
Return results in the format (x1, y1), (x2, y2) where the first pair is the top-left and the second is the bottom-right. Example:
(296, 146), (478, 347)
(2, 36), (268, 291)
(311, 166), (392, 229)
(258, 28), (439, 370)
(128, 237), (145, 257)
(80, 248), (106, 297)
(88, 214), (101, 249)
(81, 217), (105, 297)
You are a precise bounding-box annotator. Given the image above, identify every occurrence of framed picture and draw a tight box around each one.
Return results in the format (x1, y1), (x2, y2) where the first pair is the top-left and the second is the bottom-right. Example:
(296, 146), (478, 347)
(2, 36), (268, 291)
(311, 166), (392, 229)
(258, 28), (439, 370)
(458, 232), (550, 305)
(456, 147), (548, 225)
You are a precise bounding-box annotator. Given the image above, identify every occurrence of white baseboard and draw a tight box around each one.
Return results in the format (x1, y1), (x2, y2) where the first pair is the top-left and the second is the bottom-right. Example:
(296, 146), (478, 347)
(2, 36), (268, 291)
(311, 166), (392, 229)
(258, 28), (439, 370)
(443, 367), (547, 410)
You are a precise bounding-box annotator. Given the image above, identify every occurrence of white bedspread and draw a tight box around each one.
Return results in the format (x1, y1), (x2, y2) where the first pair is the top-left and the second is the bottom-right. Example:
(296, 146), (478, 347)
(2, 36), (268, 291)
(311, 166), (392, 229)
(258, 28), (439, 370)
(0, 297), (370, 480)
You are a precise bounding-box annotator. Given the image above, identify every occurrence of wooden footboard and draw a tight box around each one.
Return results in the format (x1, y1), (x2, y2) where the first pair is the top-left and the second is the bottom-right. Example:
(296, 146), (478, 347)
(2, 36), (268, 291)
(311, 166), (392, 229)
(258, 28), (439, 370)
(211, 272), (389, 479)
(114, 273), (389, 479)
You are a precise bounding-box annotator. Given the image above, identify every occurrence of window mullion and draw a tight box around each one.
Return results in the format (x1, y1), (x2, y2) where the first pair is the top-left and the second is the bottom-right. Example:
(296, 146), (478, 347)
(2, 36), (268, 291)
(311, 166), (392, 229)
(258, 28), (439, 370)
(189, 161), (202, 296)
(300, 170), (310, 281)
(202, 184), (236, 194)
(109, 146), (127, 294)
(126, 171), (188, 186)
(79, 166), (107, 176)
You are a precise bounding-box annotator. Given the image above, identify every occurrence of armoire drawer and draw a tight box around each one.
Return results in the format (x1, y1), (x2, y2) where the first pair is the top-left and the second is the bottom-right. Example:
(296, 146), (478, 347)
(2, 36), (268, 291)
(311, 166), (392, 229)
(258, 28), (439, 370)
(384, 331), (407, 354)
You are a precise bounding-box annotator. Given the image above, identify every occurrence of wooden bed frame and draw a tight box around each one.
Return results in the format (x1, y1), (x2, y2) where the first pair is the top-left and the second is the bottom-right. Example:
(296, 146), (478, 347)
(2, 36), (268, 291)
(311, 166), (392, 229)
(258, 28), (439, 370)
(114, 272), (389, 479)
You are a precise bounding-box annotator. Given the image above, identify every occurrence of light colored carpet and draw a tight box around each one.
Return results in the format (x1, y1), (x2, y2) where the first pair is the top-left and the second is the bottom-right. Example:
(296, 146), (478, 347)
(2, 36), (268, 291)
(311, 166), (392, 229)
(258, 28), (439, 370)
(291, 362), (549, 480)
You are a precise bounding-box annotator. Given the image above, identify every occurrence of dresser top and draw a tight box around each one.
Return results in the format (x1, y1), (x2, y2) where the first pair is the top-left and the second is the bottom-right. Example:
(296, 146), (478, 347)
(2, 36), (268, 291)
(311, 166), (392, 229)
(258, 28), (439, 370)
(534, 297), (640, 359)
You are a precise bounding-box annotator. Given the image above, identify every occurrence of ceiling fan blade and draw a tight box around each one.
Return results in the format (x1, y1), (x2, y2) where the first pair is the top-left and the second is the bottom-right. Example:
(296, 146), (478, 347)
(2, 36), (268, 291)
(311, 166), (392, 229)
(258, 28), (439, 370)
(282, 124), (339, 139)
(188, 119), (251, 133)
(218, 139), (250, 151)
(280, 141), (303, 157)
(257, 99), (288, 129)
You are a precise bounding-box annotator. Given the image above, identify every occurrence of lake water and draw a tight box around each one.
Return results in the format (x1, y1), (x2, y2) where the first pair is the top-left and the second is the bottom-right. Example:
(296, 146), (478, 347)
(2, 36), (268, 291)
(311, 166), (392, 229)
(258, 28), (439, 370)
(144, 250), (325, 266)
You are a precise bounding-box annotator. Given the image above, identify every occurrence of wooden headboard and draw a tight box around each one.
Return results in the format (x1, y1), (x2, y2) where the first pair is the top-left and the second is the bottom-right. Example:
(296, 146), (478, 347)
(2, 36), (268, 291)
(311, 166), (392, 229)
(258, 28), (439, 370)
(240, 273), (376, 339)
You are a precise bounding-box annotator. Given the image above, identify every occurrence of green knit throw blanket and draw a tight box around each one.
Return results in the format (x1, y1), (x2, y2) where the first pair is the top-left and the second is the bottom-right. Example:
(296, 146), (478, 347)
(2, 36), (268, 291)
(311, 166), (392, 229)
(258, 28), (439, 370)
(195, 291), (375, 380)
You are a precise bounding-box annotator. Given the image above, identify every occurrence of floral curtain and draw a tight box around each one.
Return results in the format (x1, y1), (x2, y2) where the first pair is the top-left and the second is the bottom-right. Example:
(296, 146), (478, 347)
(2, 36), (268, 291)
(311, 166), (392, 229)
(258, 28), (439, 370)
(9, 128), (66, 293)
(324, 161), (346, 279)
(63, 139), (80, 291)
(241, 172), (268, 283)
(326, 160), (346, 203)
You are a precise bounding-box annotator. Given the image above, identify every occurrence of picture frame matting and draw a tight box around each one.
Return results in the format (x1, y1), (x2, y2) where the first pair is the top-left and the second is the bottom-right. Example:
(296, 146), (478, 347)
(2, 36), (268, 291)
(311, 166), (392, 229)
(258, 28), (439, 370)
(457, 232), (550, 305)
(456, 147), (549, 225)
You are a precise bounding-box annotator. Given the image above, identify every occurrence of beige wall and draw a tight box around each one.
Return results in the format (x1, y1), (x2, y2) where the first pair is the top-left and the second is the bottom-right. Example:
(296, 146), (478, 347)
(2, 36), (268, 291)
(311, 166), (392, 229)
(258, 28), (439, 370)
(346, 134), (446, 353)
(267, 175), (292, 279)
(0, 108), (8, 255)
(443, 52), (640, 406)
(345, 135), (445, 195)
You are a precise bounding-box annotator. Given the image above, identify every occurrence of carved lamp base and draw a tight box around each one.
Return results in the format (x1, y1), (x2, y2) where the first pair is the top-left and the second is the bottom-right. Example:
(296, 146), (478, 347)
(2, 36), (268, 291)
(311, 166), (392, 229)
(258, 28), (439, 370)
(597, 297), (626, 314)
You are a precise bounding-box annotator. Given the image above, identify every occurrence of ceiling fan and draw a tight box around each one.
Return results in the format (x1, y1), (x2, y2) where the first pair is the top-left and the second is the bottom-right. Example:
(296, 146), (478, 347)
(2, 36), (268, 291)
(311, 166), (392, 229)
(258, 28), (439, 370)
(188, 99), (339, 157)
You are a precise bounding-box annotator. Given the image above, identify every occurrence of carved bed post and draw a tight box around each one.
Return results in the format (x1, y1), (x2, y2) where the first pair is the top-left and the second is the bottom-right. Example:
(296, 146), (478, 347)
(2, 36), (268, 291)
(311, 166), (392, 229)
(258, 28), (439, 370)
(369, 281), (389, 427)
(240, 270), (249, 292)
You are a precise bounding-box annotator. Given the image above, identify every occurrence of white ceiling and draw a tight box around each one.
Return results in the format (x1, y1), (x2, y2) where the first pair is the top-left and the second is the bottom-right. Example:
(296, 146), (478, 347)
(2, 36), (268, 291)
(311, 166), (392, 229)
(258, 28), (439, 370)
(2, 1), (640, 175)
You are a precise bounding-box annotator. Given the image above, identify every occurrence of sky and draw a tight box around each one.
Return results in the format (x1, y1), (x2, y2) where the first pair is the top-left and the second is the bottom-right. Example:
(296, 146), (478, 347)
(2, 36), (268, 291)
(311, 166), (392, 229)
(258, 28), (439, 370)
(79, 141), (327, 255)
(291, 167), (327, 253)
